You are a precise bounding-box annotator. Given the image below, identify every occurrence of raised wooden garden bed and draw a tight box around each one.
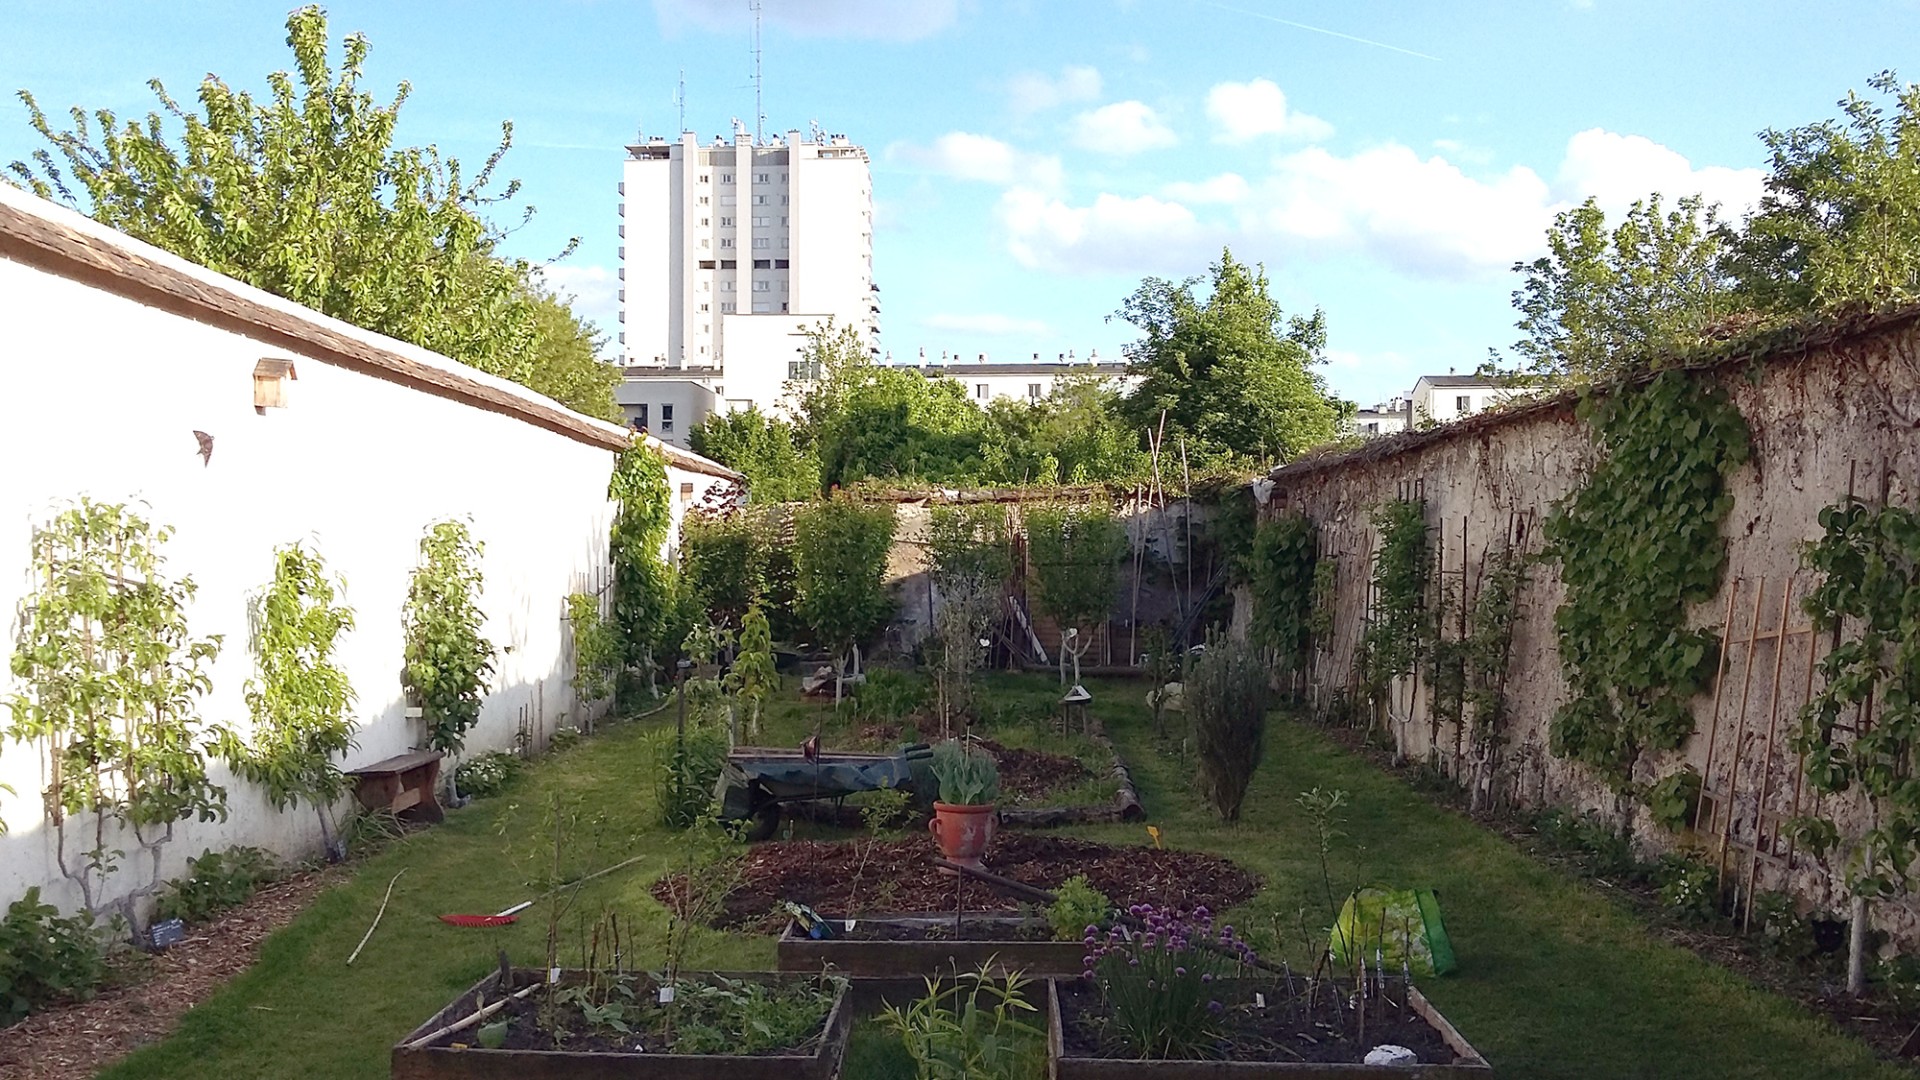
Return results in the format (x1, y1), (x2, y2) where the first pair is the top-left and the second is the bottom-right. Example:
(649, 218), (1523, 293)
(777, 912), (1085, 979)
(1047, 977), (1491, 1077)
(391, 970), (851, 1080)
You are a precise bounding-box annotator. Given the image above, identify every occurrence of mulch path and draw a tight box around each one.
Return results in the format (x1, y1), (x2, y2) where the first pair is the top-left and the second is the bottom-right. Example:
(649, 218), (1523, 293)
(0, 865), (346, 1080)
(658, 833), (1260, 932)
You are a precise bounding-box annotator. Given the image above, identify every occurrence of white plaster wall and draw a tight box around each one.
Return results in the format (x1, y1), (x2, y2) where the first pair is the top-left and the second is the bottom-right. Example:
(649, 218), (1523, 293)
(0, 247), (620, 917)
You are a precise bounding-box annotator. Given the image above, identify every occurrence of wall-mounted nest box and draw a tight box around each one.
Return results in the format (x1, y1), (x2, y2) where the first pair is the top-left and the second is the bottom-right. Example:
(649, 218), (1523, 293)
(253, 358), (297, 414)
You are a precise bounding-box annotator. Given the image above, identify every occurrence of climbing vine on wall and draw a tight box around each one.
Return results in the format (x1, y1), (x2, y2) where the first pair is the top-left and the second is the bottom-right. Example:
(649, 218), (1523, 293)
(1357, 498), (1430, 701)
(565, 592), (619, 705)
(402, 520), (495, 756)
(1247, 512), (1318, 676)
(221, 543), (356, 842)
(1544, 369), (1749, 788)
(608, 439), (674, 695)
(1789, 497), (1920, 989)
(4, 499), (226, 912)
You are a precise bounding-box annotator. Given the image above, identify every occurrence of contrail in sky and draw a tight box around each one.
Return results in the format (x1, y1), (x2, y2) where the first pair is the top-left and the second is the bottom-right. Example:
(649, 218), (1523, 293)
(1188, 1), (1444, 62)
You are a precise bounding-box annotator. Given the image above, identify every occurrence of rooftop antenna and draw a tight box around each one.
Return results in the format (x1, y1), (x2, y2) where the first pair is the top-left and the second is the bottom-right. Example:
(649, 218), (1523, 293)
(750, 0), (765, 143)
(675, 68), (687, 134)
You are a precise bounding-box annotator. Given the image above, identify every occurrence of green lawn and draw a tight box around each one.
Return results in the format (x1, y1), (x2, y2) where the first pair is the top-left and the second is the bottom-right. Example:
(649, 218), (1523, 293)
(99, 673), (1908, 1079)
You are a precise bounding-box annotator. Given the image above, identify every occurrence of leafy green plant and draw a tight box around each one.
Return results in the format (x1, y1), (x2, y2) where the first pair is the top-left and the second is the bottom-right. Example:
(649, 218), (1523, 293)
(855, 668), (927, 726)
(930, 739), (1000, 805)
(1187, 634), (1271, 822)
(1462, 549), (1523, 812)
(453, 751), (524, 799)
(1356, 499), (1429, 732)
(665, 974), (841, 1054)
(1545, 371), (1748, 787)
(726, 605), (779, 742)
(1646, 768), (1703, 834)
(154, 846), (278, 924)
(609, 439), (675, 699)
(4, 498), (226, 913)
(220, 543), (356, 851)
(1081, 904), (1257, 1059)
(401, 520), (495, 757)
(0, 886), (105, 1026)
(1790, 496), (1920, 994)
(1654, 853), (1721, 925)
(861, 786), (914, 832)
(928, 506), (1013, 735)
(793, 495), (898, 703)
(565, 592), (619, 706)
(1047, 874), (1111, 943)
(879, 963), (1046, 1080)
(652, 728), (728, 829)
(1025, 505), (1127, 686)
(679, 508), (772, 630)
(1247, 513), (1318, 678)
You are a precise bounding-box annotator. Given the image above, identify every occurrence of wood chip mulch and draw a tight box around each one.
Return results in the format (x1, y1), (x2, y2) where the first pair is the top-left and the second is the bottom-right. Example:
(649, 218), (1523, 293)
(0, 865), (346, 1080)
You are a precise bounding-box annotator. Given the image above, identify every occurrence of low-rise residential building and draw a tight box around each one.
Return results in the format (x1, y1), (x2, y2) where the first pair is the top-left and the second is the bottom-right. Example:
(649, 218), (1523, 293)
(1350, 395), (1411, 437)
(904, 350), (1136, 404)
(1411, 374), (1505, 425)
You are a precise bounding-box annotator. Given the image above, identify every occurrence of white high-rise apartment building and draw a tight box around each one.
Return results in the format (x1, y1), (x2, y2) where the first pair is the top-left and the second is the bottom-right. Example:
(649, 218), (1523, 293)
(615, 124), (879, 445)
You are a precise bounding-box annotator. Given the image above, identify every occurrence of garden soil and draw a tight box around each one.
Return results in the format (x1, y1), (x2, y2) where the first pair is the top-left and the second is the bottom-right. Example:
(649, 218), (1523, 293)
(662, 834), (1259, 932)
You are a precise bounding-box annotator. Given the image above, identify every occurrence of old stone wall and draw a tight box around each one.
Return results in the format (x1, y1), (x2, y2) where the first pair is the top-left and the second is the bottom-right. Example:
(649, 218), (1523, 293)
(1262, 311), (1920, 942)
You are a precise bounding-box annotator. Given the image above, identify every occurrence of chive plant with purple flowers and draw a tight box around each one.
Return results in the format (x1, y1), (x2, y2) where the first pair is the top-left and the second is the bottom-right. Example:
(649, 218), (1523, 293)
(1080, 903), (1258, 1058)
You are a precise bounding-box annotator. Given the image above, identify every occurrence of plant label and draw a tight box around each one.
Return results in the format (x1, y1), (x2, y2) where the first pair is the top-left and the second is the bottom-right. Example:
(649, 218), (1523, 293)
(149, 918), (186, 950)
(657, 985), (676, 1004)
(845, 919), (856, 932)
(548, 967), (561, 984)
(1254, 992), (1266, 1009)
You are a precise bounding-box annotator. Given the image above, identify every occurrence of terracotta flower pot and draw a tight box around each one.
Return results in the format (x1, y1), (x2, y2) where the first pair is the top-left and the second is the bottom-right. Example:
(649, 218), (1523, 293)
(930, 801), (996, 873)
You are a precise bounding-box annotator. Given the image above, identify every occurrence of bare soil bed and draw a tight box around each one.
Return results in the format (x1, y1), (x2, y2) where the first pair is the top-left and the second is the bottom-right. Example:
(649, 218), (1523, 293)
(657, 833), (1259, 932)
(977, 738), (1095, 804)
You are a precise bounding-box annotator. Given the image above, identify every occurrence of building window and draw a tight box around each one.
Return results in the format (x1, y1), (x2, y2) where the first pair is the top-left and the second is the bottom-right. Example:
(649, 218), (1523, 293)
(721, 301), (736, 313)
(1364, 422), (1379, 434)
(720, 216), (733, 226)
(753, 302), (771, 313)
(698, 195), (709, 206)
(976, 384), (988, 400)
(699, 302), (709, 312)
(751, 215), (770, 227)
(721, 173), (733, 184)
(698, 260), (715, 270)
(1456, 395), (1472, 413)
(755, 172), (769, 182)
(635, 404), (648, 430)
(752, 237), (770, 248)
(680, 482), (695, 502)
(661, 404), (674, 433)
(720, 195), (737, 206)
(698, 174), (708, 183)
(781, 216), (789, 226)
(753, 194), (769, 205)
(753, 259), (771, 269)
(752, 280), (771, 292)
(774, 258), (790, 268)
(1028, 383), (1042, 399)
(781, 195), (789, 205)
(699, 238), (710, 249)
(720, 259), (736, 268)
(720, 281), (736, 292)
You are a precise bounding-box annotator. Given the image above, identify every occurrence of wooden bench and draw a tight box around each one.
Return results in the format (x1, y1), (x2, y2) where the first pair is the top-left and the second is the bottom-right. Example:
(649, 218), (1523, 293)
(347, 749), (445, 823)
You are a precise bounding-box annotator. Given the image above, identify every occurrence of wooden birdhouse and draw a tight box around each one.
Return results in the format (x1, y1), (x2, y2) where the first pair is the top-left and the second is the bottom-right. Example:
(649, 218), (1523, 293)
(253, 358), (297, 414)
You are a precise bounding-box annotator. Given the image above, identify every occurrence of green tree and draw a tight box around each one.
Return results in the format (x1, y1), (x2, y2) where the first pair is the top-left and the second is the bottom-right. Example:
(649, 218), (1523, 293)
(687, 407), (819, 502)
(1734, 70), (1920, 315)
(980, 371), (1146, 485)
(519, 279), (621, 420)
(1025, 505), (1128, 685)
(1116, 248), (1337, 464)
(221, 543), (357, 851)
(401, 521), (496, 759)
(679, 508), (770, 630)
(5, 6), (611, 414)
(608, 440), (675, 697)
(1506, 195), (1736, 383)
(792, 496), (898, 702)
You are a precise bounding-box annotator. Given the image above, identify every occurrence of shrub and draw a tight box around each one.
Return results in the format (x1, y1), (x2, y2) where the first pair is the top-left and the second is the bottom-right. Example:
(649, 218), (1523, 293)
(453, 751), (524, 799)
(878, 963), (1045, 1080)
(653, 728), (729, 828)
(1654, 853), (1720, 925)
(1047, 875), (1110, 943)
(0, 887), (105, 1025)
(1645, 767), (1702, 833)
(930, 739), (999, 805)
(860, 786), (914, 832)
(154, 846), (279, 924)
(1186, 635), (1271, 821)
(855, 668), (927, 725)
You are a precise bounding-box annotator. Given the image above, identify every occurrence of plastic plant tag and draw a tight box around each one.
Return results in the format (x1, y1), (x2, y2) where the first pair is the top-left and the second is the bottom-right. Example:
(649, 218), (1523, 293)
(845, 919), (857, 932)
(1254, 992), (1266, 1009)
(548, 967), (561, 984)
(657, 985), (676, 1004)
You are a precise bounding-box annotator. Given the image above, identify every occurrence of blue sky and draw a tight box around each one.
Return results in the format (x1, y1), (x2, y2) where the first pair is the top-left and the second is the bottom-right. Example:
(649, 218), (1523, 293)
(3, 1), (1914, 405)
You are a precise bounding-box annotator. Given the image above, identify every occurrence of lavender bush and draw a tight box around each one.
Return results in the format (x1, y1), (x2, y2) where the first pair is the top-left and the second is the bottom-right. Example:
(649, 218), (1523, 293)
(1080, 903), (1259, 1058)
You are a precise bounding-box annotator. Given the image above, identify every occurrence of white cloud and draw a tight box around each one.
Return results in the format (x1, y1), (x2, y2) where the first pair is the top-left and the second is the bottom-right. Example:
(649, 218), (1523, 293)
(1163, 173), (1250, 204)
(1556, 128), (1766, 218)
(890, 132), (1063, 190)
(1205, 78), (1334, 144)
(535, 264), (622, 358)
(1000, 188), (1206, 273)
(652, 0), (958, 41)
(925, 312), (1052, 336)
(1007, 65), (1103, 116)
(1070, 101), (1178, 155)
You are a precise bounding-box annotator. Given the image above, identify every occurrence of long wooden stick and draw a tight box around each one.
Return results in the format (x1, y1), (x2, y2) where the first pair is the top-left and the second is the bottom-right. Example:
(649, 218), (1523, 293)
(1694, 580), (1743, 832)
(1718, 579), (1769, 895)
(404, 981), (542, 1050)
(1744, 576), (1796, 929)
(347, 868), (408, 965)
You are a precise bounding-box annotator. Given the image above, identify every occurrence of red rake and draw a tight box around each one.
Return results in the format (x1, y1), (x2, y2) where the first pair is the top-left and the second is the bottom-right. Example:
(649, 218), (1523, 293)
(439, 900), (532, 928)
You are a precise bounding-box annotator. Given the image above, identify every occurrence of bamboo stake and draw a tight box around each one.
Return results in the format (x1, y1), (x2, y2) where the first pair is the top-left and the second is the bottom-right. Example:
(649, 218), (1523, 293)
(1785, 612), (1821, 870)
(1718, 578), (1770, 895)
(348, 869), (409, 965)
(1744, 575), (1796, 930)
(404, 981), (542, 1050)
(1694, 580), (1744, 832)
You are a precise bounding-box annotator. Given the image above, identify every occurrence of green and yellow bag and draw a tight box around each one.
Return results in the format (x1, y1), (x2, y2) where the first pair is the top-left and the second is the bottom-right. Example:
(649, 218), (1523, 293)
(1328, 886), (1457, 976)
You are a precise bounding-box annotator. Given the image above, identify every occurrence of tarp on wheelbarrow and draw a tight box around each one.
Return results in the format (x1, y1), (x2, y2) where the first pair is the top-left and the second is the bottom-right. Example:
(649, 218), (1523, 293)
(713, 747), (925, 821)
(1328, 886), (1457, 976)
